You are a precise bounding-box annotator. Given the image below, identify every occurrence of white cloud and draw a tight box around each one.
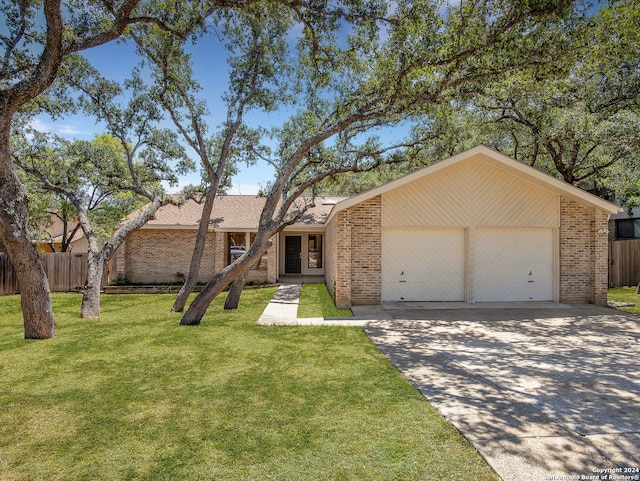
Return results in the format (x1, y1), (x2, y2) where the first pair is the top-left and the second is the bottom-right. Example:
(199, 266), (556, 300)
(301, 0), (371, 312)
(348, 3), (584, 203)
(28, 118), (52, 133)
(27, 117), (94, 137)
(56, 124), (87, 136)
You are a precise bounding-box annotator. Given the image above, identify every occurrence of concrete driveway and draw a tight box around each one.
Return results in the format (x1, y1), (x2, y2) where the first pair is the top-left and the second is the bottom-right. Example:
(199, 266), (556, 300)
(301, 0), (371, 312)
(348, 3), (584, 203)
(363, 303), (640, 481)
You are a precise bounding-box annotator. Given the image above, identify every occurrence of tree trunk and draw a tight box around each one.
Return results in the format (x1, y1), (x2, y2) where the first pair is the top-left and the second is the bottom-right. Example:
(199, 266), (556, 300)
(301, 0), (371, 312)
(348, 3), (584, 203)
(81, 252), (104, 318)
(172, 186), (216, 312)
(0, 126), (55, 339)
(180, 232), (272, 325)
(9, 235), (55, 339)
(75, 197), (164, 318)
(224, 276), (246, 310)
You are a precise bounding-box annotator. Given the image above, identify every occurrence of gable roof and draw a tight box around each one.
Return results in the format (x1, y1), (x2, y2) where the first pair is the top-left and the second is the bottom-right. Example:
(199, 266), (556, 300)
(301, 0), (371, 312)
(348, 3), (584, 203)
(328, 145), (621, 222)
(129, 195), (347, 230)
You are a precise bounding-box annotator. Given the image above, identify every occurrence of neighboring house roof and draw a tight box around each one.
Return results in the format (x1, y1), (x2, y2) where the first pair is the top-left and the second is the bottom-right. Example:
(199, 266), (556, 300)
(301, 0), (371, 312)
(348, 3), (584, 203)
(33, 214), (88, 253)
(37, 215), (85, 244)
(131, 195), (347, 230)
(328, 145), (621, 222)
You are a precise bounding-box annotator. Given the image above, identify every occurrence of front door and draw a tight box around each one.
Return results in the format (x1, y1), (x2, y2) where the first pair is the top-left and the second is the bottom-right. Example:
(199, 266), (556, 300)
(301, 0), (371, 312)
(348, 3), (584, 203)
(285, 236), (302, 274)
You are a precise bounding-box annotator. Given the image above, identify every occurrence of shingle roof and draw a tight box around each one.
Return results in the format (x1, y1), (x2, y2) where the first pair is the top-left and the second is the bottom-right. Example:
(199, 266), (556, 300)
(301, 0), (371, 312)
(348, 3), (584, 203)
(47, 216), (85, 242)
(124, 195), (346, 230)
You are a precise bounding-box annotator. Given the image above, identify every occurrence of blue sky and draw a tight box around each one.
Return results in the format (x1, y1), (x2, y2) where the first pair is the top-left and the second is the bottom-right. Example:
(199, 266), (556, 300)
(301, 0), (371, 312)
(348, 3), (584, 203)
(35, 32), (276, 195)
(31, 11), (416, 197)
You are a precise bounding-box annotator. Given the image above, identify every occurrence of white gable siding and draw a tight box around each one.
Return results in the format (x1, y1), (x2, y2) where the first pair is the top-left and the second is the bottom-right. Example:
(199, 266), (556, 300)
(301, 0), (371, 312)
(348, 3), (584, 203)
(382, 158), (559, 228)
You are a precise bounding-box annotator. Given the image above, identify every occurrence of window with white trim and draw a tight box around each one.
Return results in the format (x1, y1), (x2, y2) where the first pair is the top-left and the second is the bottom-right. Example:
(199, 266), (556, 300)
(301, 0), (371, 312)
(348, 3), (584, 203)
(308, 234), (322, 269)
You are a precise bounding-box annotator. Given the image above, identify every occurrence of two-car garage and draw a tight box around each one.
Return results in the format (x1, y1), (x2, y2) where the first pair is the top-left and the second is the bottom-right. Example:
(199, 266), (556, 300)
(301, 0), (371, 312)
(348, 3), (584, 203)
(324, 146), (620, 309)
(381, 227), (554, 303)
(378, 150), (561, 304)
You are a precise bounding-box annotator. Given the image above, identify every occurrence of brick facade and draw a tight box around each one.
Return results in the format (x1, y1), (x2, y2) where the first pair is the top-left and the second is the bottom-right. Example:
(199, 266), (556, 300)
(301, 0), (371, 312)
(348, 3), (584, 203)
(554, 197), (609, 305)
(591, 208), (610, 304)
(325, 196), (382, 309)
(325, 209), (352, 309)
(114, 192), (611, 307)
(350, 197), (382, 305)
(326, 195), (610, 308)
(112, 228), (277, 285)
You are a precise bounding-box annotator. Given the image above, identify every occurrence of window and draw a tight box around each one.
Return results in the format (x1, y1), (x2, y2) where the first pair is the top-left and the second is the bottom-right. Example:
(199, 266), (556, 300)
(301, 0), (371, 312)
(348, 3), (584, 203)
(308, 234), (322, 269)
(227, 232), (247, 263)
(616, 219), (640, 239)
(226, 232), (268, 269)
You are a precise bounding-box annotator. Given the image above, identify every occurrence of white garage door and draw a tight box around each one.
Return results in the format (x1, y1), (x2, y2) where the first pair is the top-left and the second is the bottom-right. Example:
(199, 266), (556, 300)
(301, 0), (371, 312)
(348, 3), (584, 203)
(382, 228), (465, 302)
(474, 228), (553, 302)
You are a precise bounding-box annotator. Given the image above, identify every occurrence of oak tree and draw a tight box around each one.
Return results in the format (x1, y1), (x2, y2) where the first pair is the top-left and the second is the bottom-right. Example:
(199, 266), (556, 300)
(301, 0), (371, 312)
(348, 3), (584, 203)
(0, 0), (216, 337)
(180, 0), (579, 324)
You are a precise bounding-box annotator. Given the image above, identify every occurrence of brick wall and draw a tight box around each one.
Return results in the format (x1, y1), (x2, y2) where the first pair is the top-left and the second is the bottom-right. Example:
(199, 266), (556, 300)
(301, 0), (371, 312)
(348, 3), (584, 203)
(122, 229), (217, 283)
(325, 210), (352, 309)
(325, 196), (382, 308)
(350, 196), (382, 305)
(559, 198), (609, 305)
(114, 228), (276, 285)
(327, 195), (609, 307)
(324, 215), (337, 301)
(590, 208), (610, 304)
(266, 235), (277, 284)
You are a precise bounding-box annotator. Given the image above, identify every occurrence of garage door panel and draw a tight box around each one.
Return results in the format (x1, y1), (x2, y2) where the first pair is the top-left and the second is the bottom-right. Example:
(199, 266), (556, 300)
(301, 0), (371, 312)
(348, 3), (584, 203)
(475, 228), (553, 302)
(382, 228), (465, 301)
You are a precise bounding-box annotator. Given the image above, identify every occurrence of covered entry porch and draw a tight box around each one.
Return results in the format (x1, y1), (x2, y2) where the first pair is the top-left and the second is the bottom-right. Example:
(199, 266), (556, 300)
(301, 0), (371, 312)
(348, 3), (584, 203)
(278, 229), (325, 278)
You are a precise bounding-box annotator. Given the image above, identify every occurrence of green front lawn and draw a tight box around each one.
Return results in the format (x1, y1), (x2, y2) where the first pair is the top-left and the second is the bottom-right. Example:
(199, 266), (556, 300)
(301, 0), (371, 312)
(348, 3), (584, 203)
(0, 290), (498, 481)
(609, 287), (640, 316)
(297, 283), (353, 318)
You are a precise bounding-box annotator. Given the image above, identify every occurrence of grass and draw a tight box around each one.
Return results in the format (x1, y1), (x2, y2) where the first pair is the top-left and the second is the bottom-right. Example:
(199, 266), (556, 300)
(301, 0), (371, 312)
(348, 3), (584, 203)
(0, 289), (498, 481)
(297, 283), (353, 318)
(608, 287), (640, 315)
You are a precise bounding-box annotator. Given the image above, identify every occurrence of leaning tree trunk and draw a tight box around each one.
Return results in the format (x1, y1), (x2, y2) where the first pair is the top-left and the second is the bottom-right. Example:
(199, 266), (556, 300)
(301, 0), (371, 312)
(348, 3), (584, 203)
(172, 186), (217, 312)
(0, 135), (55, 339)
(224, 275), (247, 310)
(81, 252), (104, 318)
(181, 233), (272, 325)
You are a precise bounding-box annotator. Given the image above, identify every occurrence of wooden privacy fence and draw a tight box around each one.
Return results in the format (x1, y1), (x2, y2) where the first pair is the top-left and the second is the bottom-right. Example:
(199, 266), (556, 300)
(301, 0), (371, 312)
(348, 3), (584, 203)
(609, 239), (640, 288)
(0, 252), (108, 296)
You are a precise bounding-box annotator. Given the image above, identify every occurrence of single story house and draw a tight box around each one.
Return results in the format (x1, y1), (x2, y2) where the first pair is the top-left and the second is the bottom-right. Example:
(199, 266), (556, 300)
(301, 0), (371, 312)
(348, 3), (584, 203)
(112, 145), (621, 307)
(112, 194), (343, 286)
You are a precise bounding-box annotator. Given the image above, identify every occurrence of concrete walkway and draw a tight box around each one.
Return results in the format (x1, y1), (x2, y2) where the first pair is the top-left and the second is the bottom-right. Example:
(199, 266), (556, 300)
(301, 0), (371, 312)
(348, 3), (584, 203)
(256, 282), (383, 326)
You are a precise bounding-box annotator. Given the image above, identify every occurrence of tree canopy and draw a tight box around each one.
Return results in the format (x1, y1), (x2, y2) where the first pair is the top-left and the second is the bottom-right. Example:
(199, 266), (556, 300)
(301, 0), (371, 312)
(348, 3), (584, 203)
(2, 0), (637, 335)
(0, 0), (214, 337)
